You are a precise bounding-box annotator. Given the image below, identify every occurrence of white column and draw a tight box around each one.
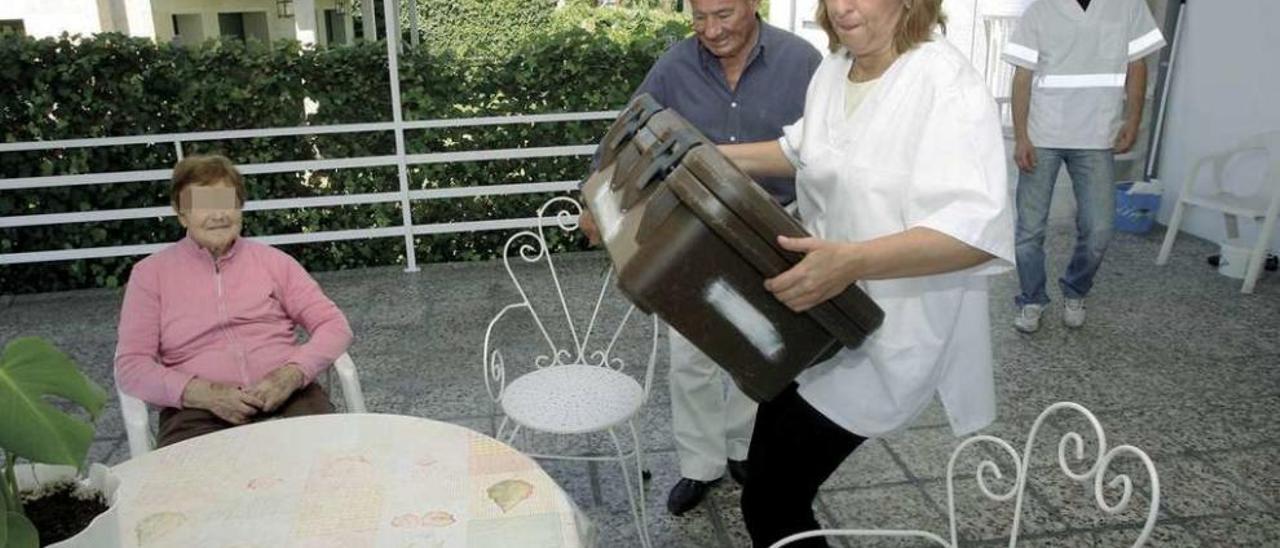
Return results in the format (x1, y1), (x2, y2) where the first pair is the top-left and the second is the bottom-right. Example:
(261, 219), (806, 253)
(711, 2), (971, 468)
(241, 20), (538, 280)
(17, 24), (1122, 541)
(295, 0), (318, 46)
(362, 0), (377, 40)
(122, 0), (156, 39)
(408, 0), (420, 47)
(344, 10), (356, 44)
(766, 0), (795, 33)
(203, 9), (220, 40)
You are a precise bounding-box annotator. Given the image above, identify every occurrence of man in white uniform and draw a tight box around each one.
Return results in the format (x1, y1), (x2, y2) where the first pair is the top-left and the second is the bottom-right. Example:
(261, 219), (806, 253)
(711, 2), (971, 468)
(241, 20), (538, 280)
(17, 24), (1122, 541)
(1003, 0), (1165, 332)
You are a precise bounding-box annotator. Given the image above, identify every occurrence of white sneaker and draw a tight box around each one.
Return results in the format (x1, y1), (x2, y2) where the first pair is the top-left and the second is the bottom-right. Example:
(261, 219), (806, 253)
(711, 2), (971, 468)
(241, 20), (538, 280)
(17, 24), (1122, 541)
(1014, 304), (1044, 333)
(1063, 298), (1086, 328)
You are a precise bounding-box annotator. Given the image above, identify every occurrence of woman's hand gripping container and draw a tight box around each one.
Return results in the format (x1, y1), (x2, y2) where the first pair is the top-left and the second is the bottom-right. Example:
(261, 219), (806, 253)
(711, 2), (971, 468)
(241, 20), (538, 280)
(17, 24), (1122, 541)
(582, 94), (884, 402)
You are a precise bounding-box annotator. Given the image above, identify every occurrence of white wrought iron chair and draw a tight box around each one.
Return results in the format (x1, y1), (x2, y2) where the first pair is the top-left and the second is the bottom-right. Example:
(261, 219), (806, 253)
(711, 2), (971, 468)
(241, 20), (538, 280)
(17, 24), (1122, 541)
(482, 197), (660, 548)
(1156, 129), (1280, 293)
(116, 352), (367, 458)
(769, 402), (1160, 548)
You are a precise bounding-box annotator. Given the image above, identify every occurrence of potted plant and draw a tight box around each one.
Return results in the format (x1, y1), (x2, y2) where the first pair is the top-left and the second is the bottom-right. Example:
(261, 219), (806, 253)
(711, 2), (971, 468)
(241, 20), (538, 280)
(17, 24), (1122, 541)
(1, 336), (115, 548)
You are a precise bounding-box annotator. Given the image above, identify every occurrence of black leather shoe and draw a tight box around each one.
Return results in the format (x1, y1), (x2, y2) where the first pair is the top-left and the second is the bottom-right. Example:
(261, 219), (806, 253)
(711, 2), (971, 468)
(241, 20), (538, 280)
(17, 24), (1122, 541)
(727, 459), (749, 486)
(666, 477), (719, 516)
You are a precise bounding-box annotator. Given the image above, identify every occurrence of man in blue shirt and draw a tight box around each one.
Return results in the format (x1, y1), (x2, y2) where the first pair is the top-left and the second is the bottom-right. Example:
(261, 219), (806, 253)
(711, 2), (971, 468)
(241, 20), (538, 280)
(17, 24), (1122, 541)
(583, 0), (820, 516)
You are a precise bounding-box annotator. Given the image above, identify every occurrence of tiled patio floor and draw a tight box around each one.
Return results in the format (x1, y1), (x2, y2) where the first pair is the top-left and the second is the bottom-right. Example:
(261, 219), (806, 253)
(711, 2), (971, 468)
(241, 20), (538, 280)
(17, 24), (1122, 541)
(4, 221), (1277, 547)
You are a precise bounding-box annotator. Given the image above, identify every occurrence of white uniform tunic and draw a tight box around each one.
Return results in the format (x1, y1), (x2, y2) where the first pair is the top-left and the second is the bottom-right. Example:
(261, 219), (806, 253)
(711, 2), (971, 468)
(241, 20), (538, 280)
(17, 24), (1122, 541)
(1003, 0), (1166, 149)
(779, 39), (1016, 437)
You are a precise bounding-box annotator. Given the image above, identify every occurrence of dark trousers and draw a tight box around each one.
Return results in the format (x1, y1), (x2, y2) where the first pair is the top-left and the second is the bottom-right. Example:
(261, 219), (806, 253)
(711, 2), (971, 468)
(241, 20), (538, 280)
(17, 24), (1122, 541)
(157, 382), (333, 448)
(741, 384), (867, 548)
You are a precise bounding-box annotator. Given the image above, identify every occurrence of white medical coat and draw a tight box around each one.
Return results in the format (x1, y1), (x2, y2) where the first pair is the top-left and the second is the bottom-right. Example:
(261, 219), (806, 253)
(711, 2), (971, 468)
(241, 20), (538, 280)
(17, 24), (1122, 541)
(779, 39), (1015, 437)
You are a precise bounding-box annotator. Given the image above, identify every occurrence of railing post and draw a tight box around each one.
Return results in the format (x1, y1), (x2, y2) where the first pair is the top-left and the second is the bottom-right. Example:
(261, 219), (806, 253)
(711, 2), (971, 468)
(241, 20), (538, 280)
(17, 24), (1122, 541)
(173, 141), (184, 161)
(408, 0), (420, 47)
(383, 0), (419, 273)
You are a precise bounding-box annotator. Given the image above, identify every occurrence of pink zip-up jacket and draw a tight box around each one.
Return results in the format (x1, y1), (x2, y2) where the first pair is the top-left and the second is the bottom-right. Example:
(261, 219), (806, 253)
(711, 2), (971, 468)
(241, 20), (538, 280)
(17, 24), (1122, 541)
(115, 236), (353, 408)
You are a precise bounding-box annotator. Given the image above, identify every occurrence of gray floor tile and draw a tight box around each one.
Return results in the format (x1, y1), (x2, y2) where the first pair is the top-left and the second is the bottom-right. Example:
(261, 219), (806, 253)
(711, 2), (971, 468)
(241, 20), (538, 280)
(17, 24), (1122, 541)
(1191, 513), (1280, 548)
(572, 450), (727, 547)
(1097, 398), (1280, 458)
(360, 390), (409, 415)
(993, 360), (1099, 420)
(823, 439), (911, 490)
(969, 416), (1072, 472)
(920, 476), (1066, 541)
(712, 484), (880, 548)
(1003, 523), (1202, 548)
(87, 437), (124, 467)
(715, 497), (847, 548)
(587, 502), (724, 548)
(1140, 355), (1280, 401)
(1024, 463), (1164, 531)
(1208, 445), (1280, 509)
(908, 399), (953, 430)
(883, 427), (993, 482)
(94, 401), (126, 441)
(1093, 523), (1203, 547)
(1145, 456), (1271, 518)
(821, 484), (950, 547)
(996, 533), (1102, 547)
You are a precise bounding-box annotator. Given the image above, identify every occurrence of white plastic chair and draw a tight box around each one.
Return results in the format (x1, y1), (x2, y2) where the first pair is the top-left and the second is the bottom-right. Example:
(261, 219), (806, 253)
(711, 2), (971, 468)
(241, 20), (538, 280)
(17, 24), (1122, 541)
(769, 402), (1161, 548)
(1156, 130), (1280, 293)
(116, 352), (367, 458)
(482, 197), (660, 548)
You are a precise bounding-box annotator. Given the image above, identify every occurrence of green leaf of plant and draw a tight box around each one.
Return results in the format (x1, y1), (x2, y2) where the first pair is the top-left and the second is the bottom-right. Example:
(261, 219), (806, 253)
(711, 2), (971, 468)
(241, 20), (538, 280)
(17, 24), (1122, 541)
(0, 337), (106, 467)
(3, 511), (39, 548)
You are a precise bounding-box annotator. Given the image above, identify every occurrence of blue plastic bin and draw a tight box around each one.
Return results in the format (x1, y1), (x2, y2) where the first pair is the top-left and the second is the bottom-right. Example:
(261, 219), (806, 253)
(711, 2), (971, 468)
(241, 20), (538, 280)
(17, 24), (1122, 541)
(1115, 181), (1161, 234)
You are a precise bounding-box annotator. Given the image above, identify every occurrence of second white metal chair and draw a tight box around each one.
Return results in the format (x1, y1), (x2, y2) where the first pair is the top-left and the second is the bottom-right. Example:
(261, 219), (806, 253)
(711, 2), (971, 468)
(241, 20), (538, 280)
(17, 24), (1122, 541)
(769, 402), (1161, 548)
(482, 197), (660, 548)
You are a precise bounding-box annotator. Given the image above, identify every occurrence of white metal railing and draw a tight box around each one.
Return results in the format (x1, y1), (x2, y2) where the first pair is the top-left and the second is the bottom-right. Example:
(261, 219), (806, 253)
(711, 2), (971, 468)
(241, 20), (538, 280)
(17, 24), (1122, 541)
(0, 0), (621, 272)
(0, 115), (614, 268)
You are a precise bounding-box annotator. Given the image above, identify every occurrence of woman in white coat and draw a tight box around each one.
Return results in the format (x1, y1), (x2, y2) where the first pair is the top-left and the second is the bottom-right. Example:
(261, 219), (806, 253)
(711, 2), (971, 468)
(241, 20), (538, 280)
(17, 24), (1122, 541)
(721, 0), (1014, 545)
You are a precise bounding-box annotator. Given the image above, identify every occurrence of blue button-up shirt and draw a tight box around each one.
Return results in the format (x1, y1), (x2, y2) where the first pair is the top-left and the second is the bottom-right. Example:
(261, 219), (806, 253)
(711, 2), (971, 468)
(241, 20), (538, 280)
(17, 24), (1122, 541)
(634, 19), (821, 203)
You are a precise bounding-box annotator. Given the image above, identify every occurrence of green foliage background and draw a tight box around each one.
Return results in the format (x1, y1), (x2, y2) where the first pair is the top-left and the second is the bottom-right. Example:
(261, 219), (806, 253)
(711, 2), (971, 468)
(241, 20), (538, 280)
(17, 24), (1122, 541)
(0, 7), (690, 294)
(414, 0), (560, 57)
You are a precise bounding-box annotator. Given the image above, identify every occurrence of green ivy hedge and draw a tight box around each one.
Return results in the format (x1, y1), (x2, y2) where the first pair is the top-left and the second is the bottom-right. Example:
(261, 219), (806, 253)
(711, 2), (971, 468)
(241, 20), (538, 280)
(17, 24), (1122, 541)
(415, 0), (560, 57)
(0, 8), (689, 294)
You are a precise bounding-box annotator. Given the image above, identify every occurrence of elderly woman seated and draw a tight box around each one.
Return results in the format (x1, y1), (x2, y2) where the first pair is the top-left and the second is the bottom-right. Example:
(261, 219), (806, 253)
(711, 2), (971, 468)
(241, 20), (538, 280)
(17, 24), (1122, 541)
(114, 154), (353, 447)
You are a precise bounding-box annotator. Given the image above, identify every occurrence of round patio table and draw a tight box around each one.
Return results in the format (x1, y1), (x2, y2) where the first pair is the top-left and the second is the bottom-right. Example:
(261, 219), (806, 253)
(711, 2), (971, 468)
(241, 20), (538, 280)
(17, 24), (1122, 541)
(111, 413), (583, 547)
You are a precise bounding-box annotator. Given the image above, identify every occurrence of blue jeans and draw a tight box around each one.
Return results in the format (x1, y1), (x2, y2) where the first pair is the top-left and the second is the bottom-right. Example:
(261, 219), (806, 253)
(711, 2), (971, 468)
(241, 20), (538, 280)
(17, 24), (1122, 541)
(1015, 148), (1115, 307)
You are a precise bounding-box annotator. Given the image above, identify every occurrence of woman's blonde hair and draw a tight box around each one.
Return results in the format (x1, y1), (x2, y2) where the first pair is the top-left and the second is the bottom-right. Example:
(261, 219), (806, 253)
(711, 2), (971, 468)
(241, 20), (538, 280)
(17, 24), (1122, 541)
(815, 0), (947, 54)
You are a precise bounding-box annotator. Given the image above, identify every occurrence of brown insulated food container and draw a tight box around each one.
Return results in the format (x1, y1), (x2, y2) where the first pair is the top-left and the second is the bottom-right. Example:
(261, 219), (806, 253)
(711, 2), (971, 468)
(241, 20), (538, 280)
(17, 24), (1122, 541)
(583, 94), (884, 402)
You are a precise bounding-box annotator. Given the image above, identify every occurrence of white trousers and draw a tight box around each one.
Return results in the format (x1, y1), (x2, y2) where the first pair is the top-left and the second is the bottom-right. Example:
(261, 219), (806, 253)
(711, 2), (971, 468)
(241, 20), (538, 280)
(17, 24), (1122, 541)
(669, 327), (758, 481)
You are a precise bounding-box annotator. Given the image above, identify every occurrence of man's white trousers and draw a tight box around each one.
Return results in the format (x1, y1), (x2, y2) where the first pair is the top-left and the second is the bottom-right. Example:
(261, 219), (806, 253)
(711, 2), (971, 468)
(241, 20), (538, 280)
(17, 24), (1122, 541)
(669, 328), (757, 481)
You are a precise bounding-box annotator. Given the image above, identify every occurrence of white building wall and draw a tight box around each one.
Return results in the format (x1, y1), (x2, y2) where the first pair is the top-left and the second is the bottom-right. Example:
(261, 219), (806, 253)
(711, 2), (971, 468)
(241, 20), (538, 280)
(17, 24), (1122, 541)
(0, 0), (107, 38)
(1155, 0), (1280, 254)
(120, 0), (156, 38)
(0, 0), (349, 45)
(151, 0), (290, 42)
